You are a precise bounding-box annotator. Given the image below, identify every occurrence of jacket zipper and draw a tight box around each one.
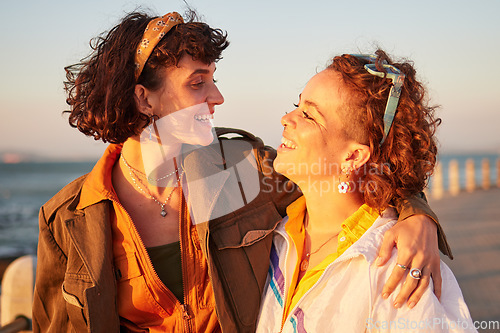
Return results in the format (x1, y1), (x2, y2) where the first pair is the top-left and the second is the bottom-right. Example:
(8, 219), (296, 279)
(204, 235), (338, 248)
(178, 195), (193, 332)
(274, 213), (393, 331)
(111, 198), (189, 330)
(280, 219), (394, 330)
(280, 239), (364, 331)
(274, 226), (291, 333)
(203, 230), (223, 330)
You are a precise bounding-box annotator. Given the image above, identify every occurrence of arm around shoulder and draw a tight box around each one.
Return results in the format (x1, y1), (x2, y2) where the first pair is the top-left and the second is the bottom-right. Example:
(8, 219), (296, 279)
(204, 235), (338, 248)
(394, 192), (452, 259)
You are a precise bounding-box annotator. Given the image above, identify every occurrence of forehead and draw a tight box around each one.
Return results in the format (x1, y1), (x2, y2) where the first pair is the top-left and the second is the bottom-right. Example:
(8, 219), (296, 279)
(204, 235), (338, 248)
(302, 70), (345, 113)
(167, 55), (216, 76)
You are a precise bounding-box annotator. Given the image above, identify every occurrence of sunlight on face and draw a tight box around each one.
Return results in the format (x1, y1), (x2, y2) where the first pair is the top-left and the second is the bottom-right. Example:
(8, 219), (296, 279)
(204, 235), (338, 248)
(274, 70), (352, 182)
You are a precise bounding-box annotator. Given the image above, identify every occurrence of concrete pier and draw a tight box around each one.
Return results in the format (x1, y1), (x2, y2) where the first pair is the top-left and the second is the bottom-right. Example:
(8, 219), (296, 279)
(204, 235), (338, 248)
(430, 188), (500, 332)
(466, 159), (476, 193)
(449, 159), (460, 196)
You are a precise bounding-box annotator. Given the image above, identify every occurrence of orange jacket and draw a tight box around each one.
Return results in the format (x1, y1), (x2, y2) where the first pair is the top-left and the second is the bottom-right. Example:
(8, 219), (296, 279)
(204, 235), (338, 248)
(75, 144), (219, 332)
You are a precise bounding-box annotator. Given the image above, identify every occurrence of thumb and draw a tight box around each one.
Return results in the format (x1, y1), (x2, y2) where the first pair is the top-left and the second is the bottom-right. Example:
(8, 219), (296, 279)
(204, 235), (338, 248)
(377, 230), (396, 266)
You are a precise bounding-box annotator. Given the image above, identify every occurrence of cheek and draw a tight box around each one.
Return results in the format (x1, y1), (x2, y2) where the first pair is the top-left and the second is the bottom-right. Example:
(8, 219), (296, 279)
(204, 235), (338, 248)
(162, 86), (204, 110)
(308, 134), (344, 169)
(186, 85), (209, 100)
(301, 131), (325, 157)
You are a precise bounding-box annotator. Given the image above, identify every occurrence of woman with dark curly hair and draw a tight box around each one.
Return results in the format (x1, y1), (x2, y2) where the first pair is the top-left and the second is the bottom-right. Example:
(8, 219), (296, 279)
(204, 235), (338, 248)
(256, 51), (476, 332)
(33, 8), (450, 332)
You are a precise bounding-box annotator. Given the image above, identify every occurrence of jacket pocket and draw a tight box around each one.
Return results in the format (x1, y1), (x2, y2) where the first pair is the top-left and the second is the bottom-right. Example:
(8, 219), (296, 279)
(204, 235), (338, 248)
(210, 201), (282, 250)
(209, 201), (282, 328)
(62, 277), (93, 331)
(62, 282), (84, 309)
(113, 252), (142, 282)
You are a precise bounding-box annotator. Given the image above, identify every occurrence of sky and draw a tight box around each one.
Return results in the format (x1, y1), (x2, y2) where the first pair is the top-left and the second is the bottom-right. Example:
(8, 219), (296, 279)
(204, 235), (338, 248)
(0, 0), (499, 161)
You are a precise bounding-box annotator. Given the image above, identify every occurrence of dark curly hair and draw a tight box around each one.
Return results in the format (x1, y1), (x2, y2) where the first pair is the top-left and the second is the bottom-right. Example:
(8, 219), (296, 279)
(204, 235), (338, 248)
(328, 50), (441, 210)
(64, 10), (229, 144)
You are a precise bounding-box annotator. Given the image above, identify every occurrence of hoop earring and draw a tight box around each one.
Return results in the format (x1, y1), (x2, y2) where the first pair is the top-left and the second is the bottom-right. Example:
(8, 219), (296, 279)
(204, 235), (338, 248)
(338, 167), (351, 194)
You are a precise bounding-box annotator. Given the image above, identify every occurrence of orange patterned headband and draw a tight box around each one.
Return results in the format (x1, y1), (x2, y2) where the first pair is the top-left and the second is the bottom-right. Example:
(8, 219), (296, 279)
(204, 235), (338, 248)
(134, 12), (184, 80)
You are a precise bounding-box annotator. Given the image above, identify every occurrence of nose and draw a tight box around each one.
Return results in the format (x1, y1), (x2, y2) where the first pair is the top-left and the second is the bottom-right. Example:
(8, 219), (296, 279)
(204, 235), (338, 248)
(281, 111), (295, 128)
(208, 84), (224, 113)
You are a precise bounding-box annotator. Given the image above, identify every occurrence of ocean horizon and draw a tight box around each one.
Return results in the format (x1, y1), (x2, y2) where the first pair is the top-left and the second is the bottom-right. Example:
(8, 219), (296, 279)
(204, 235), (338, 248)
(0, 153), (498, 259)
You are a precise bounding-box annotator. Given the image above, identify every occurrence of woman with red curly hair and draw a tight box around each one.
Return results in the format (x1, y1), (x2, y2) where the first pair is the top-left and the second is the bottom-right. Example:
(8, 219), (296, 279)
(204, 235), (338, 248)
(256, 51), (476, 332)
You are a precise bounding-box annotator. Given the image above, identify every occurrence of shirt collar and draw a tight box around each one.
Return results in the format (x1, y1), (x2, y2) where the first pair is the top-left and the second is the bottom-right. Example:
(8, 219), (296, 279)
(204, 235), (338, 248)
(284, 196), (307, 236)
(341, 204), (380, 241)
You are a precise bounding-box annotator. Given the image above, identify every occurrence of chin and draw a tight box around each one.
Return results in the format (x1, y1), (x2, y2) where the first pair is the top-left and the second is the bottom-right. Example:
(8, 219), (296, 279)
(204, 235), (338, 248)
(197, 133), (215, 146)
(184, 131), (214, 146)
(273, 154), (292, 177)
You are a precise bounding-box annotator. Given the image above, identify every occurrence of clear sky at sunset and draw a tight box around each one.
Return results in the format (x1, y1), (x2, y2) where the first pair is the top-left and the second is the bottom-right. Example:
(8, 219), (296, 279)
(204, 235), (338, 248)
(0, 0), (499, 160)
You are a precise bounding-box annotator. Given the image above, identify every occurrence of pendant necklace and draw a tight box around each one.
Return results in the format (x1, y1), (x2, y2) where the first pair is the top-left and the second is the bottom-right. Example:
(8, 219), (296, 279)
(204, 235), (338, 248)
(300, 232), (340, 272)
(121, 154), (180, 183)
(121, 154), (184, 217)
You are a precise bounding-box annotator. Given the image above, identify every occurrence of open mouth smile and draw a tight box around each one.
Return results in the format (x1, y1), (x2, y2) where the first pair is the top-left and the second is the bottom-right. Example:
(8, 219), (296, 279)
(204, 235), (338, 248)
(194, 114), (213, 123)
(280, 137), (297, 149)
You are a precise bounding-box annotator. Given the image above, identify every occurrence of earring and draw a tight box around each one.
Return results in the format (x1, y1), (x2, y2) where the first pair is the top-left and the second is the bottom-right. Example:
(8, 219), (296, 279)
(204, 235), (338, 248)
(148, 115), (155, 141)
(338, 167), (351, 194)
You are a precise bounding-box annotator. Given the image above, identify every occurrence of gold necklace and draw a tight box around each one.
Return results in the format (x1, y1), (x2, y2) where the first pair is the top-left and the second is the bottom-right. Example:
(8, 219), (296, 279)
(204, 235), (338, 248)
(300, 232), (340, 272)
(121, 153), (180, 183)
(121, 154), (183, 217)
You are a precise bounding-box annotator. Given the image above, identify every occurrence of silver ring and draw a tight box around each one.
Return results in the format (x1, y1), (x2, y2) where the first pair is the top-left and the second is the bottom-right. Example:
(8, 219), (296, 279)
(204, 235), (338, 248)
(410, 268), (422, 280)
(396, 263), (407, 270)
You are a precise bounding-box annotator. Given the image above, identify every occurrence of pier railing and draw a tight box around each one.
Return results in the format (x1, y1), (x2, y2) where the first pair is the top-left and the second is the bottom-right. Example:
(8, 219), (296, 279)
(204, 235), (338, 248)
(429, 157), (500, 200)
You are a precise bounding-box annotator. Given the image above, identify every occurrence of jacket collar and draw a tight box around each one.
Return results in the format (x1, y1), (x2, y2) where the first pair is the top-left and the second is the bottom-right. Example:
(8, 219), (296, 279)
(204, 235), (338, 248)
(76, 144), (122, 210)
(181, 142), (230, 225)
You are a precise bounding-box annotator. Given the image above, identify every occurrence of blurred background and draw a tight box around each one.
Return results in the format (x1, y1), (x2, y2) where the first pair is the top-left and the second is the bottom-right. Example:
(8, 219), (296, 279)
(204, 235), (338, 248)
(0, 0), (499, 328)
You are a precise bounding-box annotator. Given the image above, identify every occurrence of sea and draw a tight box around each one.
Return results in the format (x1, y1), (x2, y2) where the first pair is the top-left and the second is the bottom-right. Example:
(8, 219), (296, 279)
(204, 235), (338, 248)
(0, 153), (498, 260)
(0, 161), (95, 258)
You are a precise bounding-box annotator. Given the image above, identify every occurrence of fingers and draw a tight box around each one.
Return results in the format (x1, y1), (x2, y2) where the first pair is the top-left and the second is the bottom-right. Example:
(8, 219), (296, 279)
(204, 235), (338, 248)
(403, 255), (442, 308)
(404, 267), (431, 309)
(384, 256), (442, 309)
(431, 260), (442, 300)
(381, 250), (413, 299)
(378, 214), (443, 308)
(392, 263), (425, 309)
(376, 229), (397, 267)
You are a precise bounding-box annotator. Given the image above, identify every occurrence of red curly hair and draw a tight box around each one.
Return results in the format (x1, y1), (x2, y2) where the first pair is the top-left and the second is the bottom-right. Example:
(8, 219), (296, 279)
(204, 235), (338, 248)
(64, 10), (229, 144)
(328, 50), (441, 210)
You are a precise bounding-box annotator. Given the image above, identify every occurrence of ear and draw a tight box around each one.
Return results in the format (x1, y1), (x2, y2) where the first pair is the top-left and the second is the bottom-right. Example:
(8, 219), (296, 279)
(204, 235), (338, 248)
(134, 84), (155, 114)
(344, 142), (371, 173)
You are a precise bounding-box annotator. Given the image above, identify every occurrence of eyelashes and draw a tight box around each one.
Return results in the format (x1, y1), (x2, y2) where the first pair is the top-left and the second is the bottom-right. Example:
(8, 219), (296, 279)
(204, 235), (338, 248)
(190, 78), (218, 89)
(291, 103), (314, 120)
(302, 111), (314, 120)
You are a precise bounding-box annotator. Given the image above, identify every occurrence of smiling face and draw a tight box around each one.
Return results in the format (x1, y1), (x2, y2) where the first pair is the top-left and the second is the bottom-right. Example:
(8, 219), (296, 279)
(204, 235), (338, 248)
(137, 55), (224, 146)
(274, 70), (358, 182)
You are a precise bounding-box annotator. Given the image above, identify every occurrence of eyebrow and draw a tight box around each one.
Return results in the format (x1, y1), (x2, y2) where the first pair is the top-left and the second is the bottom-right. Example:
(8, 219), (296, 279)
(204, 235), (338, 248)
(188, 67), (216, 78)
(298, 94), (324, 117)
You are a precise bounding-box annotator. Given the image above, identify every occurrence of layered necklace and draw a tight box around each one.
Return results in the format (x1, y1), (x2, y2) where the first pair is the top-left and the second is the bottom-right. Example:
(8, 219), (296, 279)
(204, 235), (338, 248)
(120, 154), (184, 217)
(300, 228), (340, 272)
